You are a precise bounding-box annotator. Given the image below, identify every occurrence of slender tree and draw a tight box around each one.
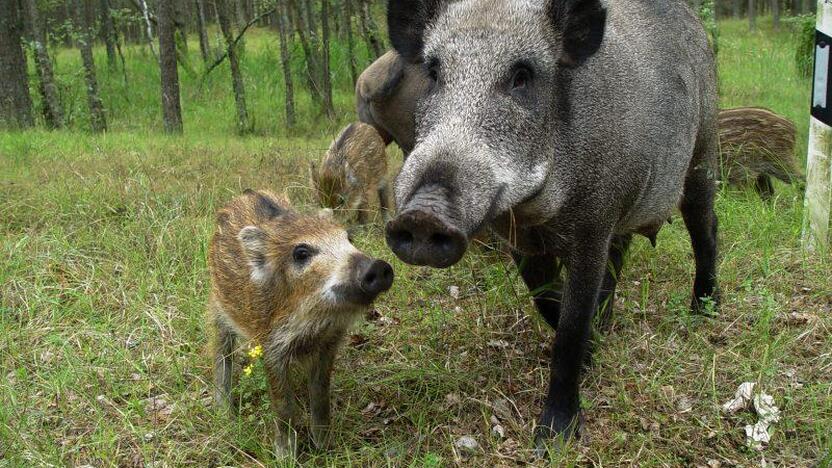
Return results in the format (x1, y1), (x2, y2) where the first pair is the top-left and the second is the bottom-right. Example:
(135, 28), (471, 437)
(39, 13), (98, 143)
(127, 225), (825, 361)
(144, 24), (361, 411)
(23, 0), (63, 128)
(99, 0), (117, 67)
(276, 0), (295, 127)
(748, 0), (755, 31)
(771, 0), (779, 31)
(320, 0), (334, 118)
(358, 0), (382, 58)
(289, 0), (322, 103)
(139, 0), (157, 57)
(217, 0), (250, 132)
(732, 0), (740, 18)
(344, 0), (357, 85)
(74, 0), (107, 132)
(159, 0), (183, 133)
(0, 0), (34, 128)
(195, 0), (211, 62)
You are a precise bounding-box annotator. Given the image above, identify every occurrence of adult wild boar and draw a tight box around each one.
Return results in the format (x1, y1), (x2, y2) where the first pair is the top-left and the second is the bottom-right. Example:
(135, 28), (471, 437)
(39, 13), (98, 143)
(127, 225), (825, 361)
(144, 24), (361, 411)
(356, 50), (431, 156)
(384, 0), (719, 449)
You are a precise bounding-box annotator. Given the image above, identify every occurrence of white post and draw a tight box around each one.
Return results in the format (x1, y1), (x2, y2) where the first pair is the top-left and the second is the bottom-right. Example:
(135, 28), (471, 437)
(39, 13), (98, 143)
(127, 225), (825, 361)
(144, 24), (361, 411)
(804, 3), (832, 252)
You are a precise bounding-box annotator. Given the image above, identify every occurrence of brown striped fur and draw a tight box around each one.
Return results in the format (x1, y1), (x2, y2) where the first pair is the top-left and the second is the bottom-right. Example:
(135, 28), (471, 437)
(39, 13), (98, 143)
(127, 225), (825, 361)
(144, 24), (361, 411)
(207, 189), (389, 458)
(718, 107), (803, 199)
(311, 122), (392, 223)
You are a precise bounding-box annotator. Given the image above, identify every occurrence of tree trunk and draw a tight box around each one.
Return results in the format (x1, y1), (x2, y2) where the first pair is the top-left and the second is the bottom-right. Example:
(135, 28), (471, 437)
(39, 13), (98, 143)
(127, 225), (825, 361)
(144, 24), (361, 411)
(289, 0), (322, 102)
(100, 0), (117, 67)
(0, 0), (34, 128)
(320, 0), (334, 118)
(139, 0), (158, 57)
(358, 0), (383, 59)
(276, 0), (295, 127)
(217, 0), (249, 133)
(195, 0), (211, 62)
(344, 0), (357, 85)
(748, 0), (755, 31)
(75, 0), (107, 132)
(771, 0), (779, 30)
(159, 0), (183, 133)
(23, 0), (63, 128)
(733, 0), (740, 18)
(235, 0), (247, 30)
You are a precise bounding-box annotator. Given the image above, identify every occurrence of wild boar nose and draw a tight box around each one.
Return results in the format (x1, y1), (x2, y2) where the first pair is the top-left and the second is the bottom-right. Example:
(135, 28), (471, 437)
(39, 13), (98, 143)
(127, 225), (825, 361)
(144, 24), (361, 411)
(385, 209), (467, 268)
(359, 260), (394, 297)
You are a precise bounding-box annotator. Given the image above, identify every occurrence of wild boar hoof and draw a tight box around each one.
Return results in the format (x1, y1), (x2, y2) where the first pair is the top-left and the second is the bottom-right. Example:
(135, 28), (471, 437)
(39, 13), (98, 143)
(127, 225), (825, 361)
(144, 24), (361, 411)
(533, 411), (582, 457)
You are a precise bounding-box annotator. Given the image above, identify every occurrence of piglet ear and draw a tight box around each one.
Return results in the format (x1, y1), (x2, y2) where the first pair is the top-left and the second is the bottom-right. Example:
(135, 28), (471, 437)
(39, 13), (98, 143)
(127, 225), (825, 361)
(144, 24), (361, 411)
(387, 0), (444, 63)
(548, 0), (607, 67)
(238, 226), (271, 283)
(244, 189), (284, 220)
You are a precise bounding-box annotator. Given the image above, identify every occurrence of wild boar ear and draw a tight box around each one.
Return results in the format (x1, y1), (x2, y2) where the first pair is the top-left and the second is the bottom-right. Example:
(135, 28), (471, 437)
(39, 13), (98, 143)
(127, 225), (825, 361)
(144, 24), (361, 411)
(238, 226), (271, 283)
(244, 189), (284, 220)
(387, 0), (444, 63)
(548, 0), (607, 67)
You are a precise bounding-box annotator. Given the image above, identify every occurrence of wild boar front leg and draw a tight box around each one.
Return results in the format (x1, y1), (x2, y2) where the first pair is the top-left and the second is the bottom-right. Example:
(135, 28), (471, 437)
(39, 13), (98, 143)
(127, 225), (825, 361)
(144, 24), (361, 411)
(264, 357), (297, 459)
(535, 231), (609, 453)
(308, 340), (338, 450)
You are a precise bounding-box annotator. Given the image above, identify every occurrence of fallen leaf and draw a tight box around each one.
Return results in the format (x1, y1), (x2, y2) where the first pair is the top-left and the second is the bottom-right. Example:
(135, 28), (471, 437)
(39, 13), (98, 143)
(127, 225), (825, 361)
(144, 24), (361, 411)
(449, 285), (461, 300)
(492, 423), (505, 438)
(445, 393), (462, 407)
(491, 399), (512, 420)
(722, 382), (755, 413)
(487, 339), (510, 349)
(454, 435), (479, 455)
(349, 334), (369, 348)
(753, 393), (780, 425)
(745, 420), (771, 450)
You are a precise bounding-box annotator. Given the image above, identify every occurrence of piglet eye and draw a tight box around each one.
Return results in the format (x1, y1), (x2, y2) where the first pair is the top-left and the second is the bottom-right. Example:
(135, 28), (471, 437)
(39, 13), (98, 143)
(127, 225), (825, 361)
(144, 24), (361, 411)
(292, 244), (314, 263)
(511, 67), (532, 91)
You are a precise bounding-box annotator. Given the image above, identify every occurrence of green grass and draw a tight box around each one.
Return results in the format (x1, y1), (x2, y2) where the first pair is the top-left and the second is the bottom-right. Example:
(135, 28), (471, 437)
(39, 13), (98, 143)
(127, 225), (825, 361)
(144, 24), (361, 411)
(2, 17), (831, 466)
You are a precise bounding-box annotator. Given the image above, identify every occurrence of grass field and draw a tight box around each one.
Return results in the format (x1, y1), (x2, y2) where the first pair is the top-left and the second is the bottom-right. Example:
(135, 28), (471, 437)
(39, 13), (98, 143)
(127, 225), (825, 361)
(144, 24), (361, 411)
(1, 17), (831, 467)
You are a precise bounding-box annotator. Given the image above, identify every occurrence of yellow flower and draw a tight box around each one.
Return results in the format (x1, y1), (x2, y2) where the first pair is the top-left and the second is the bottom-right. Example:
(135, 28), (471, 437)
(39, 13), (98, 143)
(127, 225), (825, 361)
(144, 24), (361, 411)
(247, 344), (263, 359)
(243, 364), (253, 377)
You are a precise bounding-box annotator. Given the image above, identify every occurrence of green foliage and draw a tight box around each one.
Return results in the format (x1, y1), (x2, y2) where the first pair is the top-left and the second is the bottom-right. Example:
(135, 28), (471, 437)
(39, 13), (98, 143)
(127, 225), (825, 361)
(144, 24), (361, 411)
(31, 29), (375, 135)
(790, 14), (816, 79)
(699, 0), (719, 56)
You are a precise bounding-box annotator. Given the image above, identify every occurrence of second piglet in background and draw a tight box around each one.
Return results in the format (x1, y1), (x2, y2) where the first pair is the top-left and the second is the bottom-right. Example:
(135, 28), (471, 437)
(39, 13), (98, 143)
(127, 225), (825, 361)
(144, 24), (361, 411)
(311, 122), (392, 224)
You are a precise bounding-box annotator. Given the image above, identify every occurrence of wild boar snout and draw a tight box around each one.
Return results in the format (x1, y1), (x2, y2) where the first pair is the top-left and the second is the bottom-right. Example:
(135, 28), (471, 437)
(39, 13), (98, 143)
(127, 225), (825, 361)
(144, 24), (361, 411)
(385, 184), (468, 268)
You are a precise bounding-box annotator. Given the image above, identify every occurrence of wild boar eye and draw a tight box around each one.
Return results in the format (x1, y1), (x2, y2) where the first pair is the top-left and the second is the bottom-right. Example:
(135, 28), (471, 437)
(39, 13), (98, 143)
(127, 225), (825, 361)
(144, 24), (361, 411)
(292, 244), (315, 264)
(511, 66), (532, 92)
(426, 58), (439, 82)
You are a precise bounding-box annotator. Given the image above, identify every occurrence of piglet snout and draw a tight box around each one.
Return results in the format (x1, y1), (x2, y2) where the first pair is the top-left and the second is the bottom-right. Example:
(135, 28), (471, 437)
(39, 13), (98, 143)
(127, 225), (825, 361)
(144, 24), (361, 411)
(356, 258), (394, 299)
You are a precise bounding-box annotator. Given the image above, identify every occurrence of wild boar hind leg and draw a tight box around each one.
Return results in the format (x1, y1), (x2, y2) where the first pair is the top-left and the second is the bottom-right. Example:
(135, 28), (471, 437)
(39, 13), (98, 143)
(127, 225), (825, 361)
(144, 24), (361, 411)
(512, 252), (564, 330)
